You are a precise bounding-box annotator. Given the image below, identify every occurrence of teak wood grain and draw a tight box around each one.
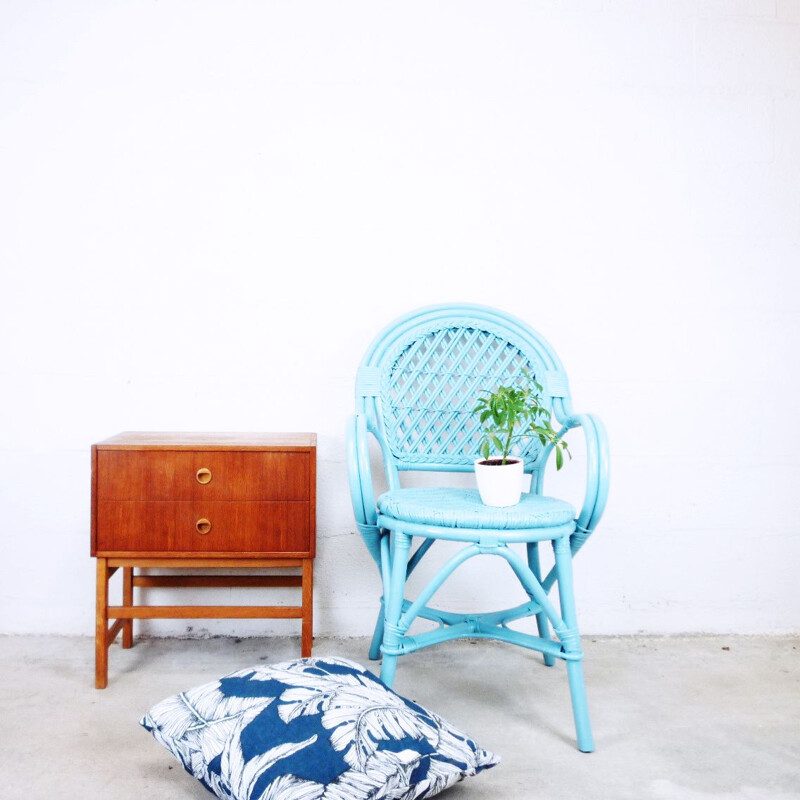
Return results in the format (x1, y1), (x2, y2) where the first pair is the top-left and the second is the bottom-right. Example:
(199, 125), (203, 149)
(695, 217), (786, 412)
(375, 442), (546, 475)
(96, 451), (311, 502)
(108, 605), (304, 619)
(108, 557), (304, 567)
(132, 575), (303, 589)
(96, 500), (311, 553)
(92, 432), (316, 689)
(95, 432), (316, 449)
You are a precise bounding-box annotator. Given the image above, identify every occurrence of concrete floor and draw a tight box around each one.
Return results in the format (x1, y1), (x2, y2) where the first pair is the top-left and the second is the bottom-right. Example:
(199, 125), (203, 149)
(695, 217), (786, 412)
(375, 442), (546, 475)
(1, 635), (798, 800)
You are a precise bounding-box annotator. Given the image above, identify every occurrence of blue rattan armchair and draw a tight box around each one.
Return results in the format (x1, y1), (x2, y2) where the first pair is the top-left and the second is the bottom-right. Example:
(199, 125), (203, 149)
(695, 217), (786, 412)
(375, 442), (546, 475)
(346, 303), (609, 752)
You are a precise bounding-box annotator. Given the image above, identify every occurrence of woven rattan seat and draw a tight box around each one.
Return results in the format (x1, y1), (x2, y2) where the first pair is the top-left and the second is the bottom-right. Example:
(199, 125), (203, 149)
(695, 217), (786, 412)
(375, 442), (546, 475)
(378, 488), (575, 530)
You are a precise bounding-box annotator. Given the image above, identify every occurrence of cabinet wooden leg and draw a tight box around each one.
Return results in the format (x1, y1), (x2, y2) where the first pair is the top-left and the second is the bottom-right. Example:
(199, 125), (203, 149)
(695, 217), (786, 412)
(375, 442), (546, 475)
(122, 567), (133, 649)
(95, 558), (109, 689)
(301, 558), (313, 657)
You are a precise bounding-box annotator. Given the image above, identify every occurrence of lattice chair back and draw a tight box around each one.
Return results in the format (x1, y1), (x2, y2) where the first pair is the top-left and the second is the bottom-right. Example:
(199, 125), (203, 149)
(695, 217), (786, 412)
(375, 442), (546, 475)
(356, 304), (574, 478)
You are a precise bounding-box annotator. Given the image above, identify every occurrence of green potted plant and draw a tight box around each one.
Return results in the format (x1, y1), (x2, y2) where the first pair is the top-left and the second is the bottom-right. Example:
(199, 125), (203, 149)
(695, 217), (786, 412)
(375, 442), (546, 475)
(472, 371), (570, 506)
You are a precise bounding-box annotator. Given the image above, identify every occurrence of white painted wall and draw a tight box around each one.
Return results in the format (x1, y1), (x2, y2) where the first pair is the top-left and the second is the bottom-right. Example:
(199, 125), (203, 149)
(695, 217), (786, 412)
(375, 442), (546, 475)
(1, 0), (799, 639)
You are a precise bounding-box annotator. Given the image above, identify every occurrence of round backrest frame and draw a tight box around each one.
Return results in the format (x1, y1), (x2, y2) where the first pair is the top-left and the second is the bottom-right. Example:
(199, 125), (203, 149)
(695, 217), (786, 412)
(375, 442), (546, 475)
(356, 304), (573, 473)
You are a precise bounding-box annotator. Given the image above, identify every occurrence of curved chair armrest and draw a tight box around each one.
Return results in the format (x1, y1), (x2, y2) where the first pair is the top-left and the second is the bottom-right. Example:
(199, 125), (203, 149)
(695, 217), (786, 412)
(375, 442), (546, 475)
(540, 413), (609, 593)
(346, 414), (382, 566)
(562, 413), (610, 554)
(542, 413), (609, 560)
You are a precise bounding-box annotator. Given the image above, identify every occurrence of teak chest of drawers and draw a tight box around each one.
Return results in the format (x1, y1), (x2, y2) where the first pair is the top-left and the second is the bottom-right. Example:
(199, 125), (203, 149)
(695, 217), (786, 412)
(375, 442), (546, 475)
(91, 432), (316, 688)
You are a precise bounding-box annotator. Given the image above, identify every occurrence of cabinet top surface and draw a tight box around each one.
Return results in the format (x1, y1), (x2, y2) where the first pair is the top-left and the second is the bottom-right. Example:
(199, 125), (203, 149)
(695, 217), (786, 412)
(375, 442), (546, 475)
(94, 432), (317, 450)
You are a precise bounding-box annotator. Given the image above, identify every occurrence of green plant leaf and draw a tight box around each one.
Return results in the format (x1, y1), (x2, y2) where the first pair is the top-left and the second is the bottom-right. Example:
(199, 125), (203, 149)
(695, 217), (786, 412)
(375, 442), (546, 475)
(471, 369), (570, 471)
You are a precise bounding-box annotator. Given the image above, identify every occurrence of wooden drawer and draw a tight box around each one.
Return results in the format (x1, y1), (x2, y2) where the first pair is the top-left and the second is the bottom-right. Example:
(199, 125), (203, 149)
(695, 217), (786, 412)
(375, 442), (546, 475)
(96, 501), (311, 554)
(96, 450), (311, 501)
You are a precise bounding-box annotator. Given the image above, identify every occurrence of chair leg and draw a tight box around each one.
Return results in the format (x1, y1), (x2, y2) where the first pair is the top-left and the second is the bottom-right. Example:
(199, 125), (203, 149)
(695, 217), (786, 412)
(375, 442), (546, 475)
(566, 660), (593, 753)
(368, 599), (385, 661)
(527, 542), (555, 667)
(553, 536), (594, 753)
(380, 531), (411, 688)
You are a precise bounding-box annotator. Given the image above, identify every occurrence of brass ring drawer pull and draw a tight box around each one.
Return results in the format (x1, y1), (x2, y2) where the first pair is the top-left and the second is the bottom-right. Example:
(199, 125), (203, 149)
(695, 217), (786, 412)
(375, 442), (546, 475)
(196, 468), (212, 485)
(196, 518), (212, 535)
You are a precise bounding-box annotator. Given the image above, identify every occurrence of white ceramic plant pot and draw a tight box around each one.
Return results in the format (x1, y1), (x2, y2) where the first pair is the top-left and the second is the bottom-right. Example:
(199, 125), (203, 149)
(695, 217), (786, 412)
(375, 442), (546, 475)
(474, 457), (524, 507)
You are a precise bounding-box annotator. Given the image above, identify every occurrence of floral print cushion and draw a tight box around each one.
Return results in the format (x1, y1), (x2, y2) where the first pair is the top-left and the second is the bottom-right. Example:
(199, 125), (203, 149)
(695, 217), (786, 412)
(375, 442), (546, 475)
(141, 656), (499, 800)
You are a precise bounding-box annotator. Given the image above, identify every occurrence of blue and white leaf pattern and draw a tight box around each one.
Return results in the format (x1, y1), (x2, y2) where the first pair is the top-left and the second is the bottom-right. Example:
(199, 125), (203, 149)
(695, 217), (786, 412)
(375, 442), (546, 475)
(142, 657), (498, 800)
